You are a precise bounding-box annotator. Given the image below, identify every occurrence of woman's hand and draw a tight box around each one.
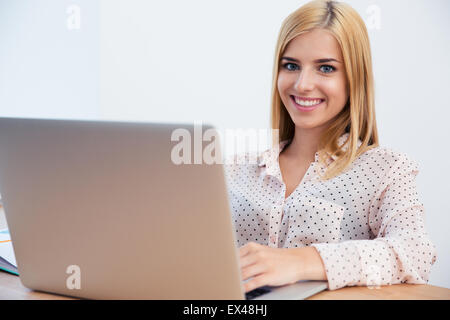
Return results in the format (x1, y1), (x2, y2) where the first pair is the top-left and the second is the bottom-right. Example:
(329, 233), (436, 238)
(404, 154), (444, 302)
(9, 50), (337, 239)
(239, 242), (327, 293)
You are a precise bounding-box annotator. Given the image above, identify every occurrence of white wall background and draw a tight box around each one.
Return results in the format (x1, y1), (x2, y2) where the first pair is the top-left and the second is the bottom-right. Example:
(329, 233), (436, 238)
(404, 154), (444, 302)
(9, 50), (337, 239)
(0, 0), (449, 289)
(0, 0), (100, 119)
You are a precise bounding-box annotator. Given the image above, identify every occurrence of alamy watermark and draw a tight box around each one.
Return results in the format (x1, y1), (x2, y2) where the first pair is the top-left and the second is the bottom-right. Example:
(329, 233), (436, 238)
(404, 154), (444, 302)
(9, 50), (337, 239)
(66, 4), (81, 30)
(366, 4), (381, 30)
(66, 264), (81, 290)
(170, 122), (279, 165)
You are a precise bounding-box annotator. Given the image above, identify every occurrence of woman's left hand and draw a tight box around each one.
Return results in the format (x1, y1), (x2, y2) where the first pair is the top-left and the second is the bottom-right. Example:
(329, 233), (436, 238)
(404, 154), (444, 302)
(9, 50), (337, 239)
(239, 241), (308, 293)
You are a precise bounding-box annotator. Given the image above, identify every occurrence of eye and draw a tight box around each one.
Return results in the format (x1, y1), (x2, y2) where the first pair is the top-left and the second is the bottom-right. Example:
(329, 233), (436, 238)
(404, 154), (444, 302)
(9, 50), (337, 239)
(319, 65), (336, 73)
(281, 62), (299, 71)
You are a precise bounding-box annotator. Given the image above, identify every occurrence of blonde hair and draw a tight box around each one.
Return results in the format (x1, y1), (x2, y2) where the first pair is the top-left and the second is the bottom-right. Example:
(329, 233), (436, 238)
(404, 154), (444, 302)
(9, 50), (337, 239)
(271, 0), (379, 180)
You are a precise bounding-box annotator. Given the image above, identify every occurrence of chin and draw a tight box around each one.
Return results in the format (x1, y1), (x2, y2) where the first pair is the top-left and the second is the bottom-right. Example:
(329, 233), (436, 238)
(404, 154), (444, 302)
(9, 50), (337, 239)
(291, 120), (321, 130)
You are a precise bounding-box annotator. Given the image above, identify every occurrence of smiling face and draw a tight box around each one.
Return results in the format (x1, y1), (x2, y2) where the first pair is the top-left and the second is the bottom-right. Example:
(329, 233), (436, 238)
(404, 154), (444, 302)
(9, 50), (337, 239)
(277, 28), (349, 132)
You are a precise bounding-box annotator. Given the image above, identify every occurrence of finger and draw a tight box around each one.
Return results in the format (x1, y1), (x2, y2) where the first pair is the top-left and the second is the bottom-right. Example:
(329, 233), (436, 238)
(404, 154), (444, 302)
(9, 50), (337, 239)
(241, 262), (266, 282)
(239, 242), (258, 258)
(239, 243), (253, 258)
(244, 274), (268, 293)
(239, 251), (258, 269)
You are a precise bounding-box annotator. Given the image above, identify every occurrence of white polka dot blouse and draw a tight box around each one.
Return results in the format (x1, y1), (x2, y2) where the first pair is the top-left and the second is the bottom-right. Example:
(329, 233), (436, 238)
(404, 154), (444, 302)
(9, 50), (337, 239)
(224, 132), (437, 290)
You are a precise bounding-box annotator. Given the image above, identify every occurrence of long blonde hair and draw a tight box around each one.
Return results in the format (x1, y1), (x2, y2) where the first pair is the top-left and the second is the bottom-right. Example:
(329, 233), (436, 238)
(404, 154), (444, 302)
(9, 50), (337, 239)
(271, 0), (379, 180)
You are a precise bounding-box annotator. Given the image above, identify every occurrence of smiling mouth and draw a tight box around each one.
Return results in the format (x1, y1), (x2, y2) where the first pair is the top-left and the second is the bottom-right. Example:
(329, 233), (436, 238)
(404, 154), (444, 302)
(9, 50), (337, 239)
(290, 95), (325, 107)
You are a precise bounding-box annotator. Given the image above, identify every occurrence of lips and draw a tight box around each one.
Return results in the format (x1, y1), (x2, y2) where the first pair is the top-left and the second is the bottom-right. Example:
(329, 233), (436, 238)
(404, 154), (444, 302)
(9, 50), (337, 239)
(291, 95), (325, 101)
(290, 95), (324, 111)
(291, 95), (325, 106)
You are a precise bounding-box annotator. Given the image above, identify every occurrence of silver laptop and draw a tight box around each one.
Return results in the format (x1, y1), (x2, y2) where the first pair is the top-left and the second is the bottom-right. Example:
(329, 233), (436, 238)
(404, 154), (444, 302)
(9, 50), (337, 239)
(0, 117), (328, 300)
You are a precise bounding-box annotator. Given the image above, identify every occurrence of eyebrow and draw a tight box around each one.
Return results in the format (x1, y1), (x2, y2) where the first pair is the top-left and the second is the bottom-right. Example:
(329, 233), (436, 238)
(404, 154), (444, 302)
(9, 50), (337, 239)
(280, 56), (341, 64)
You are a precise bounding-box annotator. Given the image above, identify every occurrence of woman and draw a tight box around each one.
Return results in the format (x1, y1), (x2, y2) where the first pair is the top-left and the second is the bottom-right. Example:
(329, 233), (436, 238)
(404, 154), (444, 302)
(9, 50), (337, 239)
(225, 0), (437, 293)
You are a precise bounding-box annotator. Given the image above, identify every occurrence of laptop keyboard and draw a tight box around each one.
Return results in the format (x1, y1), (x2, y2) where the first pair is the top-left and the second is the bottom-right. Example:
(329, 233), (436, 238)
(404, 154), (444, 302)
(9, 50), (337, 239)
(245, 286), (272, 300)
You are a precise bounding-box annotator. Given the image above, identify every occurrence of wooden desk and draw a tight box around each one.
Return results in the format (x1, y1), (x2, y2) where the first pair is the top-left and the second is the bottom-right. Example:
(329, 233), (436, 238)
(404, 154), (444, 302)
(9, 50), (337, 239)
(0, 271), (449, 300)
(309, 282), (450, 300)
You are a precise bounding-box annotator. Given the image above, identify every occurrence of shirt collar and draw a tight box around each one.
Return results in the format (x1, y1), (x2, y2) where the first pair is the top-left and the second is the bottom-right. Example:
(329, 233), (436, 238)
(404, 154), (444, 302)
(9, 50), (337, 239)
(257, 132), (362, 174)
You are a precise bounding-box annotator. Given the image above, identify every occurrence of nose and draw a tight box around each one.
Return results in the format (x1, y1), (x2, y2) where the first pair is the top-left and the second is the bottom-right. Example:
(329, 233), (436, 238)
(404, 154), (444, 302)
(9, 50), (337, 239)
(294, 68), (315, 92)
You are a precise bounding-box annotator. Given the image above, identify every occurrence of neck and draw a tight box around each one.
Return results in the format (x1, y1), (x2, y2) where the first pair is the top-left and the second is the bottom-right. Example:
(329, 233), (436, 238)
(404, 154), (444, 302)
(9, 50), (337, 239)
(282, 126), (324, 163)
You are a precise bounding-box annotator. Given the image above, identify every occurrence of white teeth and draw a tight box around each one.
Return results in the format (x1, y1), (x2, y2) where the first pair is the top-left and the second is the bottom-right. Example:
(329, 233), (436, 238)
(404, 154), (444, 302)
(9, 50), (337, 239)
(294, 97), (322, 107)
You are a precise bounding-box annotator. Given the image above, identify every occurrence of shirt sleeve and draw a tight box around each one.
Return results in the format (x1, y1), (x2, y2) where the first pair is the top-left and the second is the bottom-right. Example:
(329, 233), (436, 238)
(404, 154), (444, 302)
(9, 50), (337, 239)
(311, 152), (438, 290)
